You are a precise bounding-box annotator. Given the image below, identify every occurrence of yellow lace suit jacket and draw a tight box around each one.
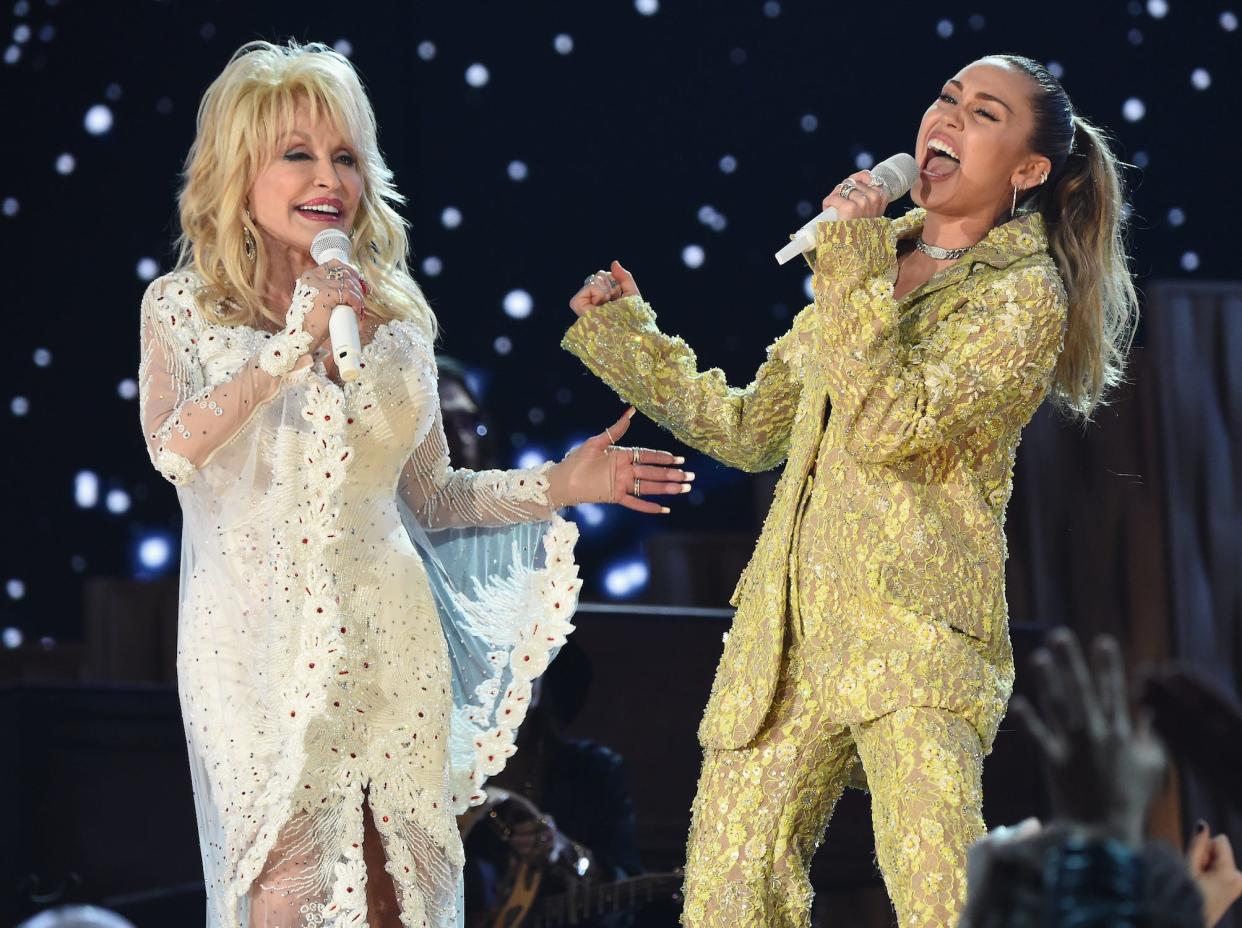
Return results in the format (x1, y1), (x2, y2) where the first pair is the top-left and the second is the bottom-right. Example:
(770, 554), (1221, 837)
(562, 209), (1067, 754)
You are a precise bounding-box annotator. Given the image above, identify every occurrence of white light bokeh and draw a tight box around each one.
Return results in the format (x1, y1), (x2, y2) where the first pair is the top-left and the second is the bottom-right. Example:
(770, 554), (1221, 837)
(14, 1), (30, 17)
(1134, 150), (1150, 168)
(106, 488), (131, 514)
(2, 627), (22, 649)
(54, 152), (74, 174)
(1128, 27), (1144, 45)
(4, 45), (19, 65)
(507, 159), (528, 181)
(75, 470), (99, 508)
(635, 0), (659, 15)
(604, 559), (649, 598)
(574, 502), (606, 527)
(6, 579), (24, 600)
(138, 536), (172, 570)
(1122, 97), (1146, 122)
(1146, 0), (1168, 17)
(800, 114), (818, 132)
(33, 347), (51, 367)
(1222, 11), (1239, 31)
(1181, 251), (1200, 271)
(136, 257), (159, 280)
(681, 244), (705, 269)
(465, 63), (490, 87)
(2, 197), (17, 217)
(117, 378), (138, 400)
(84, 103), (113, 135)
(718, 154), (737, 174)
(936, 19), (954, 38)
(421, 256), (443, 277)
(968, 13), (985, 29)
(1191, 68), (1211, 90)
(11, 396), (29, 416)
(503, 289), (534, 319)
(855, 151), (875, 170)
(1047, 60), (1064, 79)
(1167, 207), (1186, 227)
(763, 0), (781, 15)
(493, 335), (513, 356)
(418, 40), (437, 60)
(516, 448), (546, 470)
(13, 24), (31, 43)
(441, 206), (462, 229)
(334, 38), (353, 57)
(553, 34), (573, 54)
(105, 82), (122, 101)
(528, 407), (545, 425)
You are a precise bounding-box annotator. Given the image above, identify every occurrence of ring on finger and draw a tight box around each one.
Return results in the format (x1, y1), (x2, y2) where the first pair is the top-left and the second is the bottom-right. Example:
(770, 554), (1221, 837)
(325, 265), (347, 280)
(840, 180), (858, 199)
(605, 427), (616, 443)
(631, 447), (641, 466)
(866, 175), (886, 189)
(633, 478), (642, 497)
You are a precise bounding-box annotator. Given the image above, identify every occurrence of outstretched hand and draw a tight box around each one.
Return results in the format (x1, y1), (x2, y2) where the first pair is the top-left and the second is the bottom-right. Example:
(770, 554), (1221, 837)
(548, 407), (693, 513)
(1010, 629), (1166, 846)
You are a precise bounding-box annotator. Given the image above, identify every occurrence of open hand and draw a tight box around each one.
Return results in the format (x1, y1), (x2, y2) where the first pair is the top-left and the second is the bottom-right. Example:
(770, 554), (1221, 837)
(548, 407), (692, 513)
(1010, 630), (1166, 846)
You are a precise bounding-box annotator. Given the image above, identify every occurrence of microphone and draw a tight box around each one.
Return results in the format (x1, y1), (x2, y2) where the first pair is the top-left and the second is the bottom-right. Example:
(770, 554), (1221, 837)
(310, 228), (363, 382)
(774, 153), (920, 265)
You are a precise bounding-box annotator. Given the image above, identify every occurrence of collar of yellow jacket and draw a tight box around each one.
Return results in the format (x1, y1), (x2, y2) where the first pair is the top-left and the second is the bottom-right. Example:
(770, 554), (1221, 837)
(890, 208), (1048, 269)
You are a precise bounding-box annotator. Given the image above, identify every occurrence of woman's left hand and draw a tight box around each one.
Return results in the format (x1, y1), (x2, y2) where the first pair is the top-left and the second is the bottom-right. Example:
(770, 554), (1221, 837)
(821, 169), (891, 220)
(548, 407), (693, 513)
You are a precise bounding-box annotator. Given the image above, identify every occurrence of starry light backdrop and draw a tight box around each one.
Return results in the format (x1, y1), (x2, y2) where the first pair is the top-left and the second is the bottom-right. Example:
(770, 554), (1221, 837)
(2, 0), (1239, 648)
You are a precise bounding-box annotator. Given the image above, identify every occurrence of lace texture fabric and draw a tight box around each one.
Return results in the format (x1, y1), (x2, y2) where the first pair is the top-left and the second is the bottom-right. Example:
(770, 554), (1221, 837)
(138, 272), (582, 928)
(562, 209), (1066, 752)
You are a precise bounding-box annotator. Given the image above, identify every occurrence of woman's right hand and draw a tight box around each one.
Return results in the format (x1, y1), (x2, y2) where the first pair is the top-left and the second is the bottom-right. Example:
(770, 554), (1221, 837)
(296, 260), (366, 352)
(569, 260), (641, 317)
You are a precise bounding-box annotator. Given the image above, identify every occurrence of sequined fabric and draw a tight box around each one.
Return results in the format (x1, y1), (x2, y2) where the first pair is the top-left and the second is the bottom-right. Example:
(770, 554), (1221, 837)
(563, 210), (1067, 927)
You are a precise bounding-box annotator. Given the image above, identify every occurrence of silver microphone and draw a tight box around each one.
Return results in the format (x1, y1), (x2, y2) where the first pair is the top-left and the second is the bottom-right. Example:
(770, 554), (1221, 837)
(774, 153), (920, 265)
(310, 229), (363, 382)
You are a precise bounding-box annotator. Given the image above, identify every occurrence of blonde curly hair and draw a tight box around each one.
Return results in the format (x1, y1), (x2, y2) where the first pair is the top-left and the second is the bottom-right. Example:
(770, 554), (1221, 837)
(176, 39), (436, 340)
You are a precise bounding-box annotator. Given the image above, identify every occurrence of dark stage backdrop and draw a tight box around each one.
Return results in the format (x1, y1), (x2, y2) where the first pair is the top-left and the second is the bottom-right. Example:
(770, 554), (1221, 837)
(3, 0), (1239, 637)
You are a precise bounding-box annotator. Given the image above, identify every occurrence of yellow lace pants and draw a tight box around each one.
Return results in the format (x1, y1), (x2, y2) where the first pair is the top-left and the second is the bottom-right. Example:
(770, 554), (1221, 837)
(682, 640), (986, 928)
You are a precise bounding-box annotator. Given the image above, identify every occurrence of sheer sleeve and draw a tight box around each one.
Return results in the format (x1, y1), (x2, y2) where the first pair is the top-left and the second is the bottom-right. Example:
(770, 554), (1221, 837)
(398, 405), (559, 529)
(137, 275), (315, 485)
(561, 297), (802, 472)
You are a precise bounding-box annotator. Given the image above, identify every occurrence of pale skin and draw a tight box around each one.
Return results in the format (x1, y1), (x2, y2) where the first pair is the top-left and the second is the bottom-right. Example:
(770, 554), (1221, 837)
(569, 58), (1055, 310)
(244, 105), (690, 927)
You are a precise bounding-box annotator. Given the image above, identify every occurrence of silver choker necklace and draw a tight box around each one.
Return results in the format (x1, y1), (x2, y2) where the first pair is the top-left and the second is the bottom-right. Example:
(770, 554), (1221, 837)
(915, 237), (969, 260)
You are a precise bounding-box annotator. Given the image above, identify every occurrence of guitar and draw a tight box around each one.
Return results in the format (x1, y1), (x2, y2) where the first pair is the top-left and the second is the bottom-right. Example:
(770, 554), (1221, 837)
(497, 869), (684, 928)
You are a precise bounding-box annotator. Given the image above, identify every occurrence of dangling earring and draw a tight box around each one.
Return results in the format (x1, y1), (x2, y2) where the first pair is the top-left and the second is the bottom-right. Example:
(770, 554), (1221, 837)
(1040, 170), (1049, 185)
(1010, 185), (1022, 219)
(243, 208), (257, 263)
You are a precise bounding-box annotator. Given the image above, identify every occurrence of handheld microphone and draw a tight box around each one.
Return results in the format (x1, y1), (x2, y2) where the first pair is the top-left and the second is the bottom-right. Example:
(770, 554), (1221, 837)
(774, 153), (920, 265)
(310, 229), (363, 382)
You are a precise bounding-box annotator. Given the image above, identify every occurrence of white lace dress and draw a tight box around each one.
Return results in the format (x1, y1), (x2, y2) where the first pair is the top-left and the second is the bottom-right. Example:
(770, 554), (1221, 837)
(137, 271), (582, 928)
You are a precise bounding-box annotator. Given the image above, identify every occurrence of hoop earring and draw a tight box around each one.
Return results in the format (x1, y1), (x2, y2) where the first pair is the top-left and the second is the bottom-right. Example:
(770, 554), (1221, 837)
(243, 209), (257, 263)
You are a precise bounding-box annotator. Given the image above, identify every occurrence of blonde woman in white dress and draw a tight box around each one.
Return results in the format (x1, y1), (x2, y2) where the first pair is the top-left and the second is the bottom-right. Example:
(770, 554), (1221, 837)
(138, 41), (692, 928)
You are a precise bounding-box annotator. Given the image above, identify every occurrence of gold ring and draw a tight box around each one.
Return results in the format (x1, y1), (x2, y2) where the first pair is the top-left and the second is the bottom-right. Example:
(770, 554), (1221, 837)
(633, 478), (641, 497)
(605, 427), (616, 443)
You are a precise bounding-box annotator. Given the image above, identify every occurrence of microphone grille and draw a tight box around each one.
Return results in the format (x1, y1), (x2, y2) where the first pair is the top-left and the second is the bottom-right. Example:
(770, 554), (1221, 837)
(310, 228), (352, 264)
(869, 153), (920, 199)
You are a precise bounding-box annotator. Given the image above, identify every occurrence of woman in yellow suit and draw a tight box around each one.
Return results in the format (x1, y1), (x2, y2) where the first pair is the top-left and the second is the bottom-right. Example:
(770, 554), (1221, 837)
(560, 56), (1138, 928)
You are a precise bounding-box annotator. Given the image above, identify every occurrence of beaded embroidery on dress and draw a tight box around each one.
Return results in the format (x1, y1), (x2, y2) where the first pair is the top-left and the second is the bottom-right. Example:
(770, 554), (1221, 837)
(138, 271), (582, 927)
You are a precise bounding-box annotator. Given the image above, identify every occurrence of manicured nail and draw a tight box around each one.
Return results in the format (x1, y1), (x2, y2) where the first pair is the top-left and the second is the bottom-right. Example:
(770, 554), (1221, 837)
(627, 408), (637, 419)
(673, 456), (685, 465)
(681, 484), (692, 493)
(683, 471), (696, 481)
(660, 506), (670, 514)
